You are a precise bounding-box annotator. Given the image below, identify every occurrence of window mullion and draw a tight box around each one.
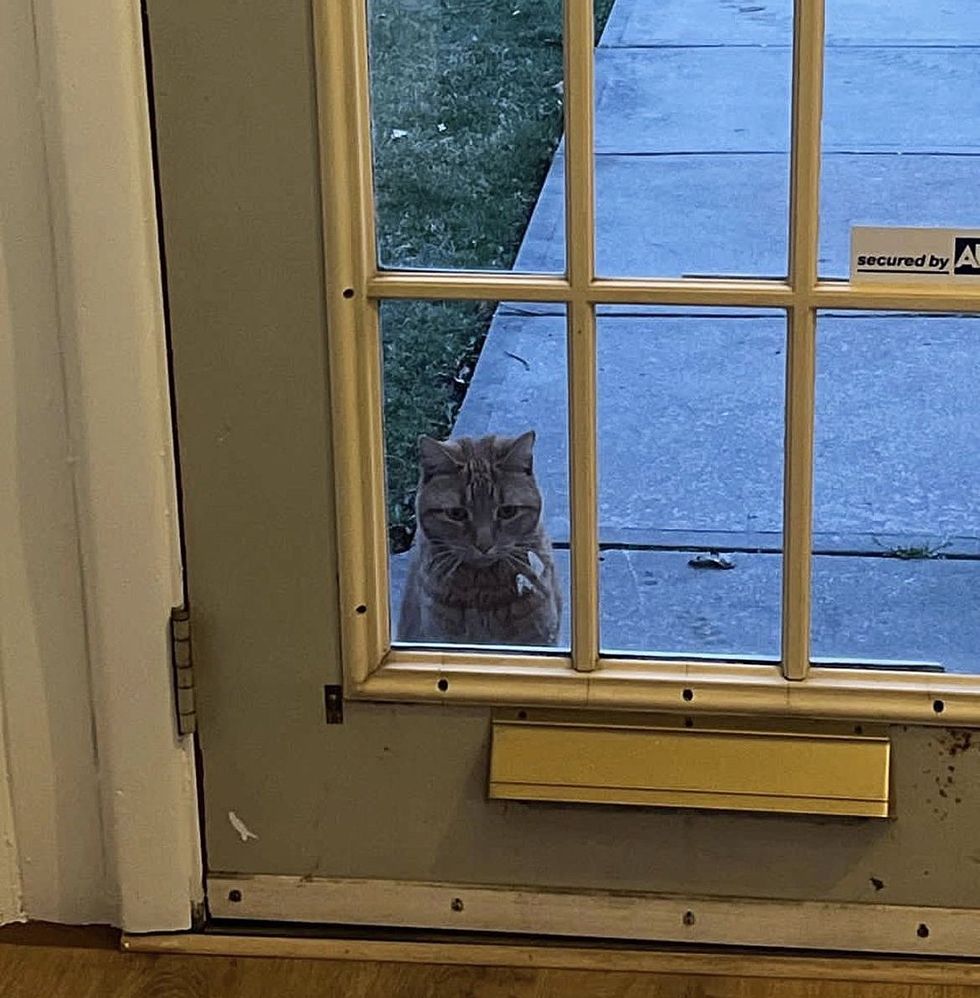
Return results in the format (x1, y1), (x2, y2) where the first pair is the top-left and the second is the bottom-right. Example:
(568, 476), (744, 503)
(782, 304), (817, 682)
(563, 0), (599, 672)
(782, 0), (826, 681)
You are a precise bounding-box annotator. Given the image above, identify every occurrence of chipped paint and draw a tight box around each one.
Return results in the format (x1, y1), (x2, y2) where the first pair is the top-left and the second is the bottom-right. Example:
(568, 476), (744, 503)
(228, 811), (259, 843)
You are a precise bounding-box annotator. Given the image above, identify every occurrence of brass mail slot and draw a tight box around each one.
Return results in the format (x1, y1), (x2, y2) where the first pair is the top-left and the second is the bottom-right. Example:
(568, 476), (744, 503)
(489, 712), (890, 818)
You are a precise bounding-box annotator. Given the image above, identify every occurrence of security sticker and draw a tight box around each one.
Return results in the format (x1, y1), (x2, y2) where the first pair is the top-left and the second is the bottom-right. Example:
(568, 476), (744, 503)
(851, 227), (980, 283)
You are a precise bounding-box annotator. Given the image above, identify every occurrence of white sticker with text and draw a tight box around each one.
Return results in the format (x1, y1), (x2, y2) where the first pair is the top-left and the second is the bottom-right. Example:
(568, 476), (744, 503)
(851, 227), (980, 283)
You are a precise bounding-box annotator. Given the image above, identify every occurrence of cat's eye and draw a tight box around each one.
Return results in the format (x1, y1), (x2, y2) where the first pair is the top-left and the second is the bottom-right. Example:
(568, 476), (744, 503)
(443, 507), (469, 522)
(496, 505), (519, 520)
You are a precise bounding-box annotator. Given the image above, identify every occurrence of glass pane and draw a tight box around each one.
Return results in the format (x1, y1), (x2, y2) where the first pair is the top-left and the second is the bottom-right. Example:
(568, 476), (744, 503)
(384, 300), (569, 652)
(811, 312), (980, 672)
(598, 307), (786, 658)
(368, 1), (567, 273)
(820, 1), (980, 276)
(594, 0), (791, 278)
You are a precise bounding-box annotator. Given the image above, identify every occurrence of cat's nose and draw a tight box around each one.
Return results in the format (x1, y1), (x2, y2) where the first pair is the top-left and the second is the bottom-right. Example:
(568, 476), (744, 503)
(474, 533), (495, 553)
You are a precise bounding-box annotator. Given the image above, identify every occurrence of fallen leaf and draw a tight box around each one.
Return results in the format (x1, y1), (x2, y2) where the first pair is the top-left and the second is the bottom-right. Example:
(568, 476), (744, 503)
(688, 552), (736, 570)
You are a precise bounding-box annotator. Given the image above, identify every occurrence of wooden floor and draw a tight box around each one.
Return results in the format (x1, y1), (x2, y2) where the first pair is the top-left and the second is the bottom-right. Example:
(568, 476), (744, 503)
(4, 925), (980, 998)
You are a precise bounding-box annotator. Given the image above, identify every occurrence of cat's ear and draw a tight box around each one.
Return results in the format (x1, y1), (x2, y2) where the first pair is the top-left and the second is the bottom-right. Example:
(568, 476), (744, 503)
(418, 435), (462, 479)
(497, 430), (535, 473)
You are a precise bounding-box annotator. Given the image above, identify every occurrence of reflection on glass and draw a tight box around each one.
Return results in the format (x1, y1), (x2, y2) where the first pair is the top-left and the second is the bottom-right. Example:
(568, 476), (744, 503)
(597, 307), (786, 658)
(383, 300), (569, 651)
(811, 312), (980, 672)
(368, 1), (566, 272)
(820, 1), (980, 276)
(594, 2), (791, 278)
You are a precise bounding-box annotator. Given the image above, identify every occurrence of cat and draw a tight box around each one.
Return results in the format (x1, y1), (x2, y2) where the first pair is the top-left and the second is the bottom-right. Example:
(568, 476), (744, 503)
(396, 430), (562, 647)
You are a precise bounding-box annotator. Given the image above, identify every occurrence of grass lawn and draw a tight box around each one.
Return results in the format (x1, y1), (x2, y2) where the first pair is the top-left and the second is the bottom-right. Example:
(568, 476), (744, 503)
(370, 0), (616, 551)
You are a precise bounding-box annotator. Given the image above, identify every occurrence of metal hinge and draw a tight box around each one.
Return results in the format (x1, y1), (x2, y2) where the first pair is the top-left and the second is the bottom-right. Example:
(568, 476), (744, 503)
(170, 605), (197, 736)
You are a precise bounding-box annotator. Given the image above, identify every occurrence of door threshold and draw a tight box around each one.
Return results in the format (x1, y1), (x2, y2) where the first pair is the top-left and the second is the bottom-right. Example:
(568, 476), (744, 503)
(122, 930), (980, 985)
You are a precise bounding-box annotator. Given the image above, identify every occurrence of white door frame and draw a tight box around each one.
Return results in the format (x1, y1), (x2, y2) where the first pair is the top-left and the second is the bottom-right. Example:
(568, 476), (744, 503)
(0, 0), (201, 931)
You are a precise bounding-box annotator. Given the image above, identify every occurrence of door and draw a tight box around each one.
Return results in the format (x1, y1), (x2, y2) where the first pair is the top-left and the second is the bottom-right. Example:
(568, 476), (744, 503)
(146, 0), (980, 953)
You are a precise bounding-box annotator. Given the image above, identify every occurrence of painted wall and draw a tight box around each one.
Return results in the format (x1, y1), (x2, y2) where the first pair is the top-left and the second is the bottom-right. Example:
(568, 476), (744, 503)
(0, 0), (201, 929)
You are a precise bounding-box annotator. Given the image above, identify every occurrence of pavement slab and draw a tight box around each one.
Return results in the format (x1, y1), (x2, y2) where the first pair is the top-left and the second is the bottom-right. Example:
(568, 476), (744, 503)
(600, 0), (980, 48)
(809, 554), (980, 670)
(390, 550), (979, 672)
(813, 314), (980, 541)
(601, 549), (979, 672)
(595, 47), (980, 154)
(453, 311), (980, 544)
(514, 152), (980, 277)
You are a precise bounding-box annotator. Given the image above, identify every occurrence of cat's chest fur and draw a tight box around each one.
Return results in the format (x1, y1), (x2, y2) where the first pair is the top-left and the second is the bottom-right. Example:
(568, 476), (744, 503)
(399, 543), (561, 646)
(421, 566), (559, 645)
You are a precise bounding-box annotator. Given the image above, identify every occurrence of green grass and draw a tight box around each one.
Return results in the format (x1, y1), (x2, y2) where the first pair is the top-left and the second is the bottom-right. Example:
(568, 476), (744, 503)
(371, 0), (616, 551)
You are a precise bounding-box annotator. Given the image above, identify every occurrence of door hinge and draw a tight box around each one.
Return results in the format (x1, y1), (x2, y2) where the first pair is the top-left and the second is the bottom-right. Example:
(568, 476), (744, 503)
(170, 605), (197, 736)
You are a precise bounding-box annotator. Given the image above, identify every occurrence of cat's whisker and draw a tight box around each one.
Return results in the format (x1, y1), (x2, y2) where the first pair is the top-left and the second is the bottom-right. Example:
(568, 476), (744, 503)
(428, 550), (461, 573)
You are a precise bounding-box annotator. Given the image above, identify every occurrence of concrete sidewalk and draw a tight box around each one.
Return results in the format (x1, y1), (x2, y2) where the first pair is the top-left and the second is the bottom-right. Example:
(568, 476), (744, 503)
(417, 0), (980, 670)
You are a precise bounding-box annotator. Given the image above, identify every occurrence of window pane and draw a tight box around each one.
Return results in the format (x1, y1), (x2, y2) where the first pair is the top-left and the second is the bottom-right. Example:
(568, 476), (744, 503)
(820, 1), (980, 276)
(811, 312), (980, 672)
(368, 1), (566, 273)
(598, 307), (786, 658)
(384, 300), (570, 652)
(594, 0), (791, 278)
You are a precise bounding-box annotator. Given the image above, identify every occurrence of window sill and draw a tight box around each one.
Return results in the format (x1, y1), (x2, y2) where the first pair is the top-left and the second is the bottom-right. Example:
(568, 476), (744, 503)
(353, 649), (980, 726)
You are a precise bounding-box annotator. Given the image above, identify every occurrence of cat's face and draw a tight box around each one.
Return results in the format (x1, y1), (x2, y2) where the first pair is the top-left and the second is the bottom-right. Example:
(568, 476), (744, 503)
(415, 431), (543, 566)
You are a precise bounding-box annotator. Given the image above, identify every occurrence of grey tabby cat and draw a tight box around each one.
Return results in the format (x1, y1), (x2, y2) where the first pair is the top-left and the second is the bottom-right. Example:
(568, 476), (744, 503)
(396, 430), (562, 646)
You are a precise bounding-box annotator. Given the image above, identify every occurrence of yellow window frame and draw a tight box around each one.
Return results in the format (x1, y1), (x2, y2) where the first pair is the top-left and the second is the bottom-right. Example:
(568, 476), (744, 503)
(314, 0), (980, 725)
